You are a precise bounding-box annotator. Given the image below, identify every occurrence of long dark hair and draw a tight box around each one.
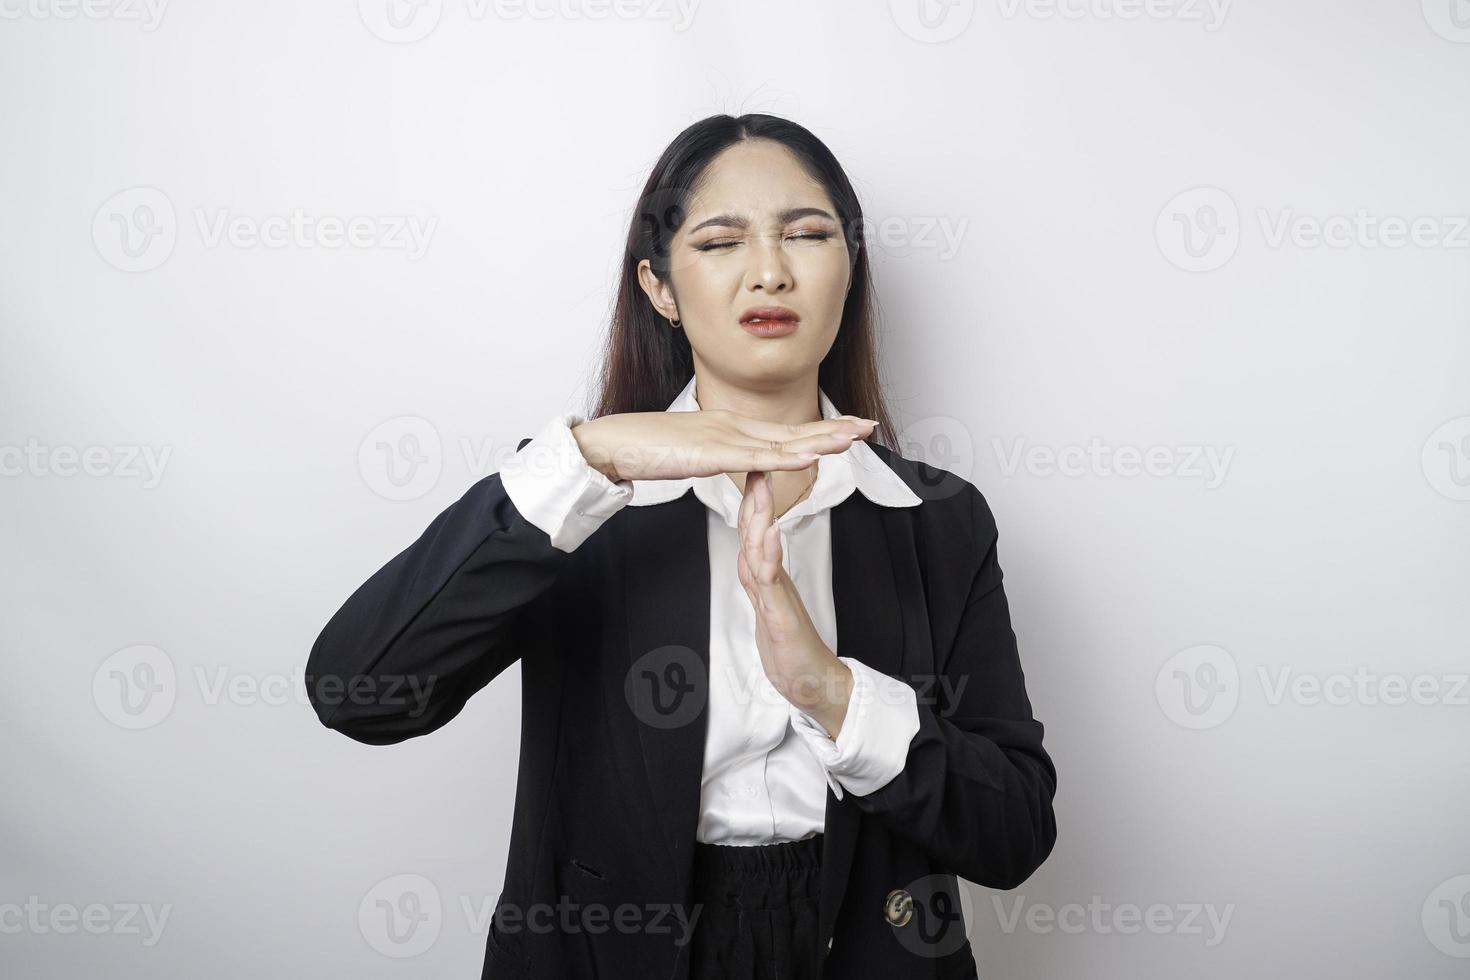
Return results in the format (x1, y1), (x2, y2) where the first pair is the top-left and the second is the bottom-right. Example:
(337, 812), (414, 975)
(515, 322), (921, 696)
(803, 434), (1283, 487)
(588, 113), (901, 453)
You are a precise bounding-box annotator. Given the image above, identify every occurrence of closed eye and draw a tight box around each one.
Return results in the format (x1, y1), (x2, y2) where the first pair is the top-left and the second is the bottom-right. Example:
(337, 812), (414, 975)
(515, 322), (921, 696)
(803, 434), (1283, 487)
(696, 231), (832, 252)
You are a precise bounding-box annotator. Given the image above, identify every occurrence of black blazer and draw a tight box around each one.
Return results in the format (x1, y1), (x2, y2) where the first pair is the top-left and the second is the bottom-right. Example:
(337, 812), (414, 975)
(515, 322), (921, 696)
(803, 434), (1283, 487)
(305, 436), (1058, 980)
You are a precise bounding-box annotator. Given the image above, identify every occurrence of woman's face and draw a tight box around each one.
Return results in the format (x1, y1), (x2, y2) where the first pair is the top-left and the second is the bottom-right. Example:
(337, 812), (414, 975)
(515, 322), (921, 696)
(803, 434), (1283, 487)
(638, 138), (852, 387)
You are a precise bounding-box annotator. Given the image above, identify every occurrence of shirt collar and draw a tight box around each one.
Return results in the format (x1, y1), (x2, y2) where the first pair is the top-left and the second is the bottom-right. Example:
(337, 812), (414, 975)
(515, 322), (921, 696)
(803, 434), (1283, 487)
(628, 373), (922, 528)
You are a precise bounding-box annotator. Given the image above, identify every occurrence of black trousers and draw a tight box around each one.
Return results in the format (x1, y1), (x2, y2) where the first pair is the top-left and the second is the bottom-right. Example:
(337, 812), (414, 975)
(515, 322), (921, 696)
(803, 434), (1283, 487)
(688, 834), (824, 980)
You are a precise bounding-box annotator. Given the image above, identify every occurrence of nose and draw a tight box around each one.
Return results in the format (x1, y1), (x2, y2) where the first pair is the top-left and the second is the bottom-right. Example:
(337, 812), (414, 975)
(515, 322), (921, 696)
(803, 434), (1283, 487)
(744, 234), (792, 292)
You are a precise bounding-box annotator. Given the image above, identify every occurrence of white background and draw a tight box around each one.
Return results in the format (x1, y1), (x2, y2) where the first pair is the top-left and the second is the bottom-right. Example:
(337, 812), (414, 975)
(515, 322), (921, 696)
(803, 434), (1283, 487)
(2, 1), (1468, 977)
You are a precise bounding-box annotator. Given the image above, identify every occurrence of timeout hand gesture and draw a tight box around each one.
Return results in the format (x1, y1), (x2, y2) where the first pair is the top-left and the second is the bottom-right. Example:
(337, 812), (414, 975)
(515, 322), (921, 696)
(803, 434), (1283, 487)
(736, 469), (857, 740)
(573, 406), (879, 736)
(571, 409), (875, 483)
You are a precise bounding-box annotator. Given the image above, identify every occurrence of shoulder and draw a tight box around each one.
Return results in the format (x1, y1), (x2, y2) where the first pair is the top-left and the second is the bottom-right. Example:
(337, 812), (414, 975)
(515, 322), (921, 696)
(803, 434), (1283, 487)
(866, 440), (1000, 546)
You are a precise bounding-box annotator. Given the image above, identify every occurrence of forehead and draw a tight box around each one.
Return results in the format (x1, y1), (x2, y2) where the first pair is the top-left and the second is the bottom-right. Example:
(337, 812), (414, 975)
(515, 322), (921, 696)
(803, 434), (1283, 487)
(686, 139), (834, 217)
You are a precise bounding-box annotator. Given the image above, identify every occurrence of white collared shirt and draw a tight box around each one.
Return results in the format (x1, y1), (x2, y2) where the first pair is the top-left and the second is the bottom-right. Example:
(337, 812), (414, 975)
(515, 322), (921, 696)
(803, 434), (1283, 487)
(499, 374), (922, 845)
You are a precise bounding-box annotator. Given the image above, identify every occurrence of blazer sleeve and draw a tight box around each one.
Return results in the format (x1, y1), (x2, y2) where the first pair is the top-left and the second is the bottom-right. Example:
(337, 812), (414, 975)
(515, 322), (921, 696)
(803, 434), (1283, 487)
(304, 415), (633, 745)
(846, 485), (1058, 890)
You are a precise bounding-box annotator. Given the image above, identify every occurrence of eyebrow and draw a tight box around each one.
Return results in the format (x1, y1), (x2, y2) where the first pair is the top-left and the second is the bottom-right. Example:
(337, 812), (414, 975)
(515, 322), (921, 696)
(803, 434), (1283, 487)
(686, 207), (836, 234)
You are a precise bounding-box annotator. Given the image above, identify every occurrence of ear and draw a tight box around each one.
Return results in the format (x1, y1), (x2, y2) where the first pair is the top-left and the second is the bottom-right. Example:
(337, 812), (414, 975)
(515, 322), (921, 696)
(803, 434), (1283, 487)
(635, 258), (679, 323)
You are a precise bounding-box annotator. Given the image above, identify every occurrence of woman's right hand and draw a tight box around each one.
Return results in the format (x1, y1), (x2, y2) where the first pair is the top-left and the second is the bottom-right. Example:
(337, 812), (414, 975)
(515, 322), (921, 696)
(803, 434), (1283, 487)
(570, 410), (878, 483)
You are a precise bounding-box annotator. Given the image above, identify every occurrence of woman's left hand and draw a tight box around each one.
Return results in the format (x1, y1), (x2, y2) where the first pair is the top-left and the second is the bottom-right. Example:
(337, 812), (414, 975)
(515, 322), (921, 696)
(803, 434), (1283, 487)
(736, 469), (854, 740)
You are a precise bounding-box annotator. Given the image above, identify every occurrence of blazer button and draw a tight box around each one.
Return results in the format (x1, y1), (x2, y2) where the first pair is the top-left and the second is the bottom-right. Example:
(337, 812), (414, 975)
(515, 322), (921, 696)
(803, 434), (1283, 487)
(883, 888), (914, 927)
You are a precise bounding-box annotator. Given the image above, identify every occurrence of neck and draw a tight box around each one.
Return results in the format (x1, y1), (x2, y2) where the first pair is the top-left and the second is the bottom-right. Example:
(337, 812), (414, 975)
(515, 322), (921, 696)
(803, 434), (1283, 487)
(689, 366), (823, 427)
(692, 367), (825, 516)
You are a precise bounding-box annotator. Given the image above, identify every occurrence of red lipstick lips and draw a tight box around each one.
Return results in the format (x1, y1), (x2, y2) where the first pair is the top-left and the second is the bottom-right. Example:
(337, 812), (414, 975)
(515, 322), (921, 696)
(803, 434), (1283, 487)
(739, 306), (800, 337)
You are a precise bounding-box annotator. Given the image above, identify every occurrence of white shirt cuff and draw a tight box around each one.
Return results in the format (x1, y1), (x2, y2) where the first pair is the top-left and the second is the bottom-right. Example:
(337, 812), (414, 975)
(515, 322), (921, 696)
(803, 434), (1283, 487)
(789, 656), (920, 799)
(499, 412), (634, 553)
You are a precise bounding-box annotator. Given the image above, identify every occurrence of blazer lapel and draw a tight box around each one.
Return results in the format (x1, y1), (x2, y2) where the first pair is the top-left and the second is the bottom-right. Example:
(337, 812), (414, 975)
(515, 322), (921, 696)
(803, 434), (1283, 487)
(621, 488), (711, 907)
(820, 489), (911, 949)
(620, 482), (918, 956)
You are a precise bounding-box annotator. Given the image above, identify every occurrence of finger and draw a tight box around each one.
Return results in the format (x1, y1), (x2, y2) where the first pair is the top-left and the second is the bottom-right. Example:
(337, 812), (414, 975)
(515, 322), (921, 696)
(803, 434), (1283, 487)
(760, 523), (781, 584)
(737, 470), (756, 546)
(741, 471), (769, 558)
(737, 471), (751, 555)
(734, 415), (877, 445)
(778, 430), (865, 456)
(723, 430), (864, 466)
(751, 477), (781, 585)
(740, 506), (768, 590)
(690, 444), (816, 480)
(732, 444), (826, 474)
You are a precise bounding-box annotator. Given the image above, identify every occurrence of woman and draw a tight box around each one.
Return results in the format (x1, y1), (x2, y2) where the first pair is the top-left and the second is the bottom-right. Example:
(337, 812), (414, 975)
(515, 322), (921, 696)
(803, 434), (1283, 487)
(305, 113), (1057, 980)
